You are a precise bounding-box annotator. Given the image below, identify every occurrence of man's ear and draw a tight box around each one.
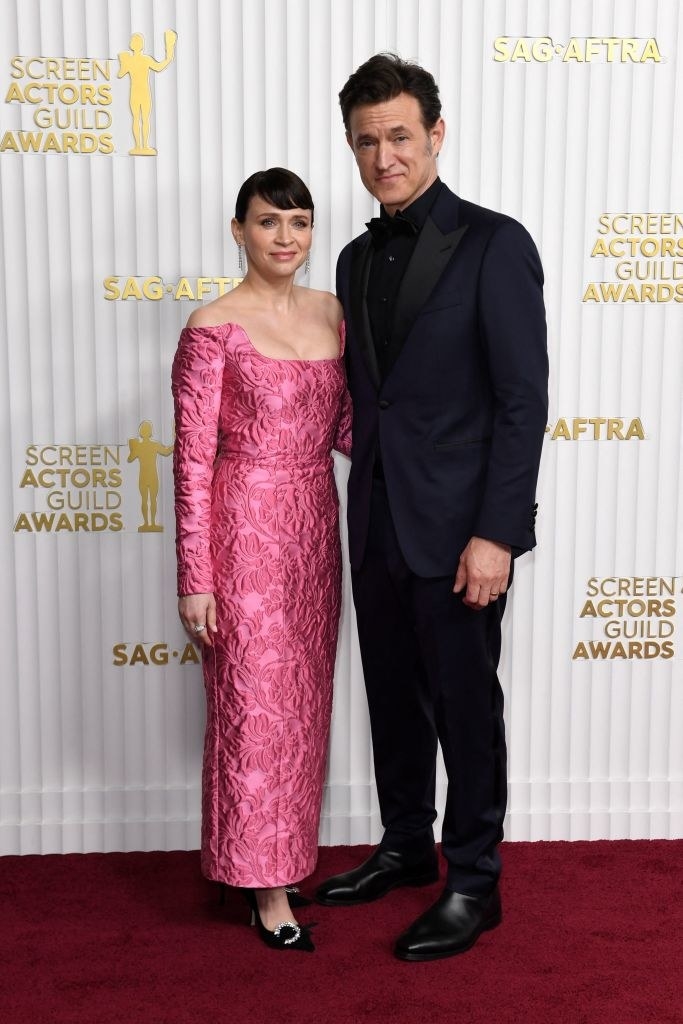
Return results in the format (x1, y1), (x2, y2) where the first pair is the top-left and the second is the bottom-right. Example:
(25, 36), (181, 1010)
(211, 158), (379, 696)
(430, 117), (446, 156)
(346, 130), (354, 152)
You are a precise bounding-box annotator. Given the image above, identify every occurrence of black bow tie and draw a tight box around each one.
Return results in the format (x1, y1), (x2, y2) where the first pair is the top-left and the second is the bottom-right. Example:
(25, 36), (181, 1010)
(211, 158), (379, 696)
(366, 210), (419, 247)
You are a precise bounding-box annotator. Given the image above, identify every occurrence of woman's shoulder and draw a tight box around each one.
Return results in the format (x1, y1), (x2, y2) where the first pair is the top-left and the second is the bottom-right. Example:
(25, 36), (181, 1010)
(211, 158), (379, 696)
(184, 292), (240, 330)
(298, 286), (343, 326)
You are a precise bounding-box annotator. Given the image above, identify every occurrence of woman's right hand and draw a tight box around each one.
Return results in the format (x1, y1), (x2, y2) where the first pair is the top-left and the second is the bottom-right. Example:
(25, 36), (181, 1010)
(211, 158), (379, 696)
(178, 593), (217, 647)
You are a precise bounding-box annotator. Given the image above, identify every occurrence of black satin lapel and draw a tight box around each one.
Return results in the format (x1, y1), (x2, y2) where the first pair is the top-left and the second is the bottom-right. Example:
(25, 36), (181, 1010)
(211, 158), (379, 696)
(392, 218), (469, 351)
(350, 236), (380, 388)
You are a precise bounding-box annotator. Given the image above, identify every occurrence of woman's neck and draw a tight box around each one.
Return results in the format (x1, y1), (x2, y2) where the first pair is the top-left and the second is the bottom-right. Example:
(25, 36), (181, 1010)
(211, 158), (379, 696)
(237, 270), (300, 312)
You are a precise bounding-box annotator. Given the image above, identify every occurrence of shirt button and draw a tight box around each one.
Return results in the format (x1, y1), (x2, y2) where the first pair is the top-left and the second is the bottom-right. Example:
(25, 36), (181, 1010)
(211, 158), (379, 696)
(388, 255), (396, 262)
(379, 399), (390, 409)
(380, 297), (387, 303)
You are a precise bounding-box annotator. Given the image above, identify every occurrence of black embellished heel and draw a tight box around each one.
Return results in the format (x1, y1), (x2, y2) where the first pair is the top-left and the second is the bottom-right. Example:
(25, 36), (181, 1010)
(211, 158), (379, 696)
(243, 889), (315, 952)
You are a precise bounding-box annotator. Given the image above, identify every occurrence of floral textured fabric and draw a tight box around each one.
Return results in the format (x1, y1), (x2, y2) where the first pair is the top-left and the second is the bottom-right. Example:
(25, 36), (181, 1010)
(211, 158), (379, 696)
(172, 322), (351, 887)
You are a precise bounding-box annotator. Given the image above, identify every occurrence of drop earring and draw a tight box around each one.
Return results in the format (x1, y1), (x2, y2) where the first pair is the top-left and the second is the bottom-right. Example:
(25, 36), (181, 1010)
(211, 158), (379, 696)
(305, 251), (311, 274)
(237, 243), (244, 273)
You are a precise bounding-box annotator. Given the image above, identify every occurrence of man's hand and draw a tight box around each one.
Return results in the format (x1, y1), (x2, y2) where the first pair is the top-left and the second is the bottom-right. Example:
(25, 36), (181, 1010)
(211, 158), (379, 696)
(453, 537), (511, 610)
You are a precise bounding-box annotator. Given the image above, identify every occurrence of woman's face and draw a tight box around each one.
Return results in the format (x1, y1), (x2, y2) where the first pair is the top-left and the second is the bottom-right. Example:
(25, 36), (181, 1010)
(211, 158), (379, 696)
(233, 195), (313, 278)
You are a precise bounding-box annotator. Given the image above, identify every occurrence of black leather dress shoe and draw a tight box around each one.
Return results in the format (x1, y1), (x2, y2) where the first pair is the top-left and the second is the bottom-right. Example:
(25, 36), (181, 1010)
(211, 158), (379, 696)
(394, 886), (501, 961)
(314, 847), (439, 906)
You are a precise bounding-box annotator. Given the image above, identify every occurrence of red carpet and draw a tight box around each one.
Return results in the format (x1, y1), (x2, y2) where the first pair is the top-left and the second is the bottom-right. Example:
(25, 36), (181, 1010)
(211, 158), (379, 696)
(1, 842), (681, 1024)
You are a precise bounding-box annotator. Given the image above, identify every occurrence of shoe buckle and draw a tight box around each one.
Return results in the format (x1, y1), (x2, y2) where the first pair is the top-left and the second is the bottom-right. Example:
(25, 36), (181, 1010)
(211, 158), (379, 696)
(273, 921), (302, 945)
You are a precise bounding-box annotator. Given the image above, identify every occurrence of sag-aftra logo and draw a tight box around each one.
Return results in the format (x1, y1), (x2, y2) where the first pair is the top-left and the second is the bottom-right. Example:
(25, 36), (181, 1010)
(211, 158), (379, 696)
(493, 37), (662, 63)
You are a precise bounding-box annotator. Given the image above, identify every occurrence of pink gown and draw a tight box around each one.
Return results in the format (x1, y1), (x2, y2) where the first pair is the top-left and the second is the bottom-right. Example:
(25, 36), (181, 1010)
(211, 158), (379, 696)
(172, 321), (351, 888)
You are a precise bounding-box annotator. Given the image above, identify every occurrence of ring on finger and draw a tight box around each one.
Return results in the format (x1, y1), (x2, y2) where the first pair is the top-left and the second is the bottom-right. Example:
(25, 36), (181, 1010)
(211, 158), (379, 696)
(193, 623), (206, 634)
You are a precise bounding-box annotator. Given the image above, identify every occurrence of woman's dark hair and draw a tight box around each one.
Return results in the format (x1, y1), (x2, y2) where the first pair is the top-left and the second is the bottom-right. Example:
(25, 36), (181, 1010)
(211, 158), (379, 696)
(339, 52), (441, 132)
(234, 167), (314, 224)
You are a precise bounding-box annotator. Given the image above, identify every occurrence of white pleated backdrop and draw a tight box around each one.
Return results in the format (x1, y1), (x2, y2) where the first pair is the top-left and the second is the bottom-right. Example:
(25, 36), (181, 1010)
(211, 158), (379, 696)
(0, 0), (681, 854)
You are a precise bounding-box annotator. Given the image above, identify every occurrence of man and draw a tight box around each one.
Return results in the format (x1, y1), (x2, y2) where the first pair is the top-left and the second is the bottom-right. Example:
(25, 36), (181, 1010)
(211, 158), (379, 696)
(315, 54), (548, 961)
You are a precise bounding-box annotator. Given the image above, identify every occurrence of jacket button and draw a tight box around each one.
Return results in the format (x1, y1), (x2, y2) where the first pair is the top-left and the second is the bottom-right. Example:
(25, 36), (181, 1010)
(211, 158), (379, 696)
(379, 399), (390, 409)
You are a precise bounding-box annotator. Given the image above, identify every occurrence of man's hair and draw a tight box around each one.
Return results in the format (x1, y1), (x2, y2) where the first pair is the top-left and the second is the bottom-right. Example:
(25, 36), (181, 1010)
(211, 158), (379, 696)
(339, 52), (442, 132)
(234, 167), (314, 224)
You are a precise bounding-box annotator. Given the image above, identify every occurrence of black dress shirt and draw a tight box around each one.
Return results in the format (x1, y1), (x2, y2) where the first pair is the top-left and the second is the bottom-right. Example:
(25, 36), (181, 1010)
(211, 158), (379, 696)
(366, 178), (443, 480)
(367, 177), (443, 380)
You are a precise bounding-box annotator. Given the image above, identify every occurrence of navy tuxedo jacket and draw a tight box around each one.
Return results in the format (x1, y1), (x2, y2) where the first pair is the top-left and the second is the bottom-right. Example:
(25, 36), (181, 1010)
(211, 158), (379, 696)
(337, 183), (549, 577)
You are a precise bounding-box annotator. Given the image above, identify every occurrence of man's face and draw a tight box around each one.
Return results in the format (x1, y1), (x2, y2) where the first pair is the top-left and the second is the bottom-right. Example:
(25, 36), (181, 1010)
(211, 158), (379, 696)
(346, 93), (444, 214)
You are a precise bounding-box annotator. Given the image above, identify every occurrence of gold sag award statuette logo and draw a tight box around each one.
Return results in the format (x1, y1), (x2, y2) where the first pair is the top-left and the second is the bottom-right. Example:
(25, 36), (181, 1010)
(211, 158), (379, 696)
(127, 420), (174, 532)
(573, 578), (679, 660)
(1, 29), (176, 155)
(584, 214), (683, 303)
(117, 30), (177, 155)
(493, 37), (663, 63)
(545, 418), (645, 441)
(13, 420), (173, 533)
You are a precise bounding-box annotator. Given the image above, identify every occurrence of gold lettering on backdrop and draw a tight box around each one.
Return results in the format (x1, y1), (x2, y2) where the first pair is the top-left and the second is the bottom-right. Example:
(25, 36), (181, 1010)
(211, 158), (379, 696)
(10, 57), (111, 80)
(112, 642), (200, 667)
(14, 431), (173, 533)
(117, 30), (177, 155)
(584, 214), (683, 302)
(545, 418), (645, 441)
(493, 37), (663, 63)
(102, 277), (243, 300)
(15, 444), (124, 532)
(586, 577), (676, 597)
(2, 54), (114, 153)
(572, 578), (679, 660)
(127, 422), (174, 532)
(2, 31), (176, 156)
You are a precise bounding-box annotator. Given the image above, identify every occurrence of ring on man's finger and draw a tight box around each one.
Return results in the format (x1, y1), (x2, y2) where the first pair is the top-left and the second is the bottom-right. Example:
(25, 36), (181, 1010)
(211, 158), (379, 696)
(193, 623), (206, 634)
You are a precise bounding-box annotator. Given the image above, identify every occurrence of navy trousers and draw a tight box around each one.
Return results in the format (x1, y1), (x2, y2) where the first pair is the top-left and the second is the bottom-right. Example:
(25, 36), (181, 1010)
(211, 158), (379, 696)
(351, 479), (509, 897)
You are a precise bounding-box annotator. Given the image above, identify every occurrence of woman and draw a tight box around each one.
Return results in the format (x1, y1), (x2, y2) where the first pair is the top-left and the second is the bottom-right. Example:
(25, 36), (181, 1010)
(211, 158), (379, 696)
(171, 168), (351, 953)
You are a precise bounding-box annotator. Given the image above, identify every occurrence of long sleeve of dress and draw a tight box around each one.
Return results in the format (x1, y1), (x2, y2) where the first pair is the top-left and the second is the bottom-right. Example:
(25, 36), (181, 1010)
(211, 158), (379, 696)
(333, 321), (352, 457)
(333, 383), (352, 457)
(171, 326), (225, 596)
